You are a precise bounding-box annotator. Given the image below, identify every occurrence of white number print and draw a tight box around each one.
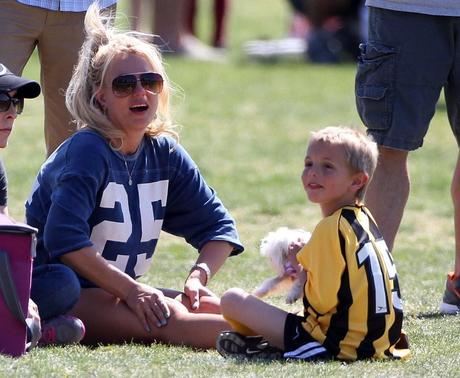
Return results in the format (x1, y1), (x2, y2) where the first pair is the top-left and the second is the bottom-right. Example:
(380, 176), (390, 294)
(90, 180), (169, 274)
(138, 182), (168, 242)
(357, 239), (402, 314)
(91, 182), (132, 256)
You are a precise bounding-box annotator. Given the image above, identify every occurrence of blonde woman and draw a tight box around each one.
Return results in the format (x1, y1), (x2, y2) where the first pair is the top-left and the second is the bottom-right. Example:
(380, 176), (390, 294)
(26, 4), (243, 348)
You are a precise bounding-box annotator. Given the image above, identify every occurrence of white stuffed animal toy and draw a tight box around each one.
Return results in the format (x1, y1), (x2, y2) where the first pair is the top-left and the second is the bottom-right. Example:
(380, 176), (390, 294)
(253, 227), (311, 304)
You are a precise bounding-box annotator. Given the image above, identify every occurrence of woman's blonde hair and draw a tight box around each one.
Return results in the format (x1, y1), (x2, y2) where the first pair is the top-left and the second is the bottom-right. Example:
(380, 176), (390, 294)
(309, 126), (379, 202)
(66, 3), (176, 146)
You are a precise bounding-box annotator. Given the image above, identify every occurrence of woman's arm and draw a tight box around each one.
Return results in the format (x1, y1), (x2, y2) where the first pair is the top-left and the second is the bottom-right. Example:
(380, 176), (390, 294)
(60, 246), (171, 330)
(184, 240), (233, 309)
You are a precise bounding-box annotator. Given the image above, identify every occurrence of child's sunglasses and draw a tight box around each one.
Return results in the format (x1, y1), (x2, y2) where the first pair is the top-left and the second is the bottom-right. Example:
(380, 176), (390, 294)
(112, 72), (163, 97)
(0, 92), (24, 114)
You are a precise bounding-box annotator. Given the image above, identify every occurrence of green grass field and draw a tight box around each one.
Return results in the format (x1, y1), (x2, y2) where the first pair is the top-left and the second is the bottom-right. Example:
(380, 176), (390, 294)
(1, 1), (460, 376)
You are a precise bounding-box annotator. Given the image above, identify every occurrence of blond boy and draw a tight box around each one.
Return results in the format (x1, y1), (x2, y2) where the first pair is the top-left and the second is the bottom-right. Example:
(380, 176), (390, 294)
(217, 127), (409, 361)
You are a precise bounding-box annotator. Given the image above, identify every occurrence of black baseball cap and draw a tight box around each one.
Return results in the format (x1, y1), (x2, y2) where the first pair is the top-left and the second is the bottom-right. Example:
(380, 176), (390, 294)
(0, 63), (41, 99)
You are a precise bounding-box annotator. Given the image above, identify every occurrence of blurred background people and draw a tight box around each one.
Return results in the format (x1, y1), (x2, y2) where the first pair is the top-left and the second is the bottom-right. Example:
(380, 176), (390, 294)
(131, 0), (228, 61)
(184, 0), (229, 49)
(244, 0), (365, 63)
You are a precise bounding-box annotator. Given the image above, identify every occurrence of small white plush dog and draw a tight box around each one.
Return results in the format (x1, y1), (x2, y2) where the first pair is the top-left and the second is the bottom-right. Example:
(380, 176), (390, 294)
(253, 227), (311, 304)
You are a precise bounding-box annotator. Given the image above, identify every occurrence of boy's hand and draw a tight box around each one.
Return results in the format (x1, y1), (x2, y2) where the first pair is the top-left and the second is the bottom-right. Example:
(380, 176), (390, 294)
(287, 239), (306, 266)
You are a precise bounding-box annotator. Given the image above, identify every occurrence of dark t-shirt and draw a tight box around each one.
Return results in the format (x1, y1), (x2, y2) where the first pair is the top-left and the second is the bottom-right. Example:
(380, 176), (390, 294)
(0, 159), (7, 207)
(26, 130), (244, 287)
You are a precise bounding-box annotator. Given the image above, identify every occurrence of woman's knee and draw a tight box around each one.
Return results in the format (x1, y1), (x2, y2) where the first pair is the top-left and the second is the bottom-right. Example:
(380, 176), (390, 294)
(165, 297), (189, 318)
(174, 293), (221, 314)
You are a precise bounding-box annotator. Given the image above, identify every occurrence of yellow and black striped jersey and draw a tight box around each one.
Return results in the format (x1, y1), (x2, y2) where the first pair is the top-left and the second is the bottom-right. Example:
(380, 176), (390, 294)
(297, 205), (404, 360)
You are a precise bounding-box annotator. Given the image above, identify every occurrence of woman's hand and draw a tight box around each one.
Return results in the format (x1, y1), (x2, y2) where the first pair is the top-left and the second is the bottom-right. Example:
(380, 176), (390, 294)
(184, 240), (233, 310)
(125, 283), (171, 332)
(61, 247), (172, 332)
(184, 275), (217, 311)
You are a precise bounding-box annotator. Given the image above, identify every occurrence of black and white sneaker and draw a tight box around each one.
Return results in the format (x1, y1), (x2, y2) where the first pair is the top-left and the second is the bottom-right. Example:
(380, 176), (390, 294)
(216, 331), (283, 360)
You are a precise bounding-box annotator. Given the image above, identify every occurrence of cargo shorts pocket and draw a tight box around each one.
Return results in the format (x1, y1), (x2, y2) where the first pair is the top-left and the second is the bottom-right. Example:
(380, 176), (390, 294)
(355, 42), (397, 130)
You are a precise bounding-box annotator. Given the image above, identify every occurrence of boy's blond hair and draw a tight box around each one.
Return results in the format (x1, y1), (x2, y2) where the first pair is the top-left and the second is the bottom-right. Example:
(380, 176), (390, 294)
(309, 126), (378, 202)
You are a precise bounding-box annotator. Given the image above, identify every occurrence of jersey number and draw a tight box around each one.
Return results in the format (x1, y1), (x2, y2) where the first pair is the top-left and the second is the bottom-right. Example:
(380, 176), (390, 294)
(90, 181), (169, 275)
(357, 240), (402, 314)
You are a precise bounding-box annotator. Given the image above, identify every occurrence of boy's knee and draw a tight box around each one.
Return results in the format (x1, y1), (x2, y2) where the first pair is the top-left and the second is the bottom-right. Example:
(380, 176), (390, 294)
(221, 288), (247, 313)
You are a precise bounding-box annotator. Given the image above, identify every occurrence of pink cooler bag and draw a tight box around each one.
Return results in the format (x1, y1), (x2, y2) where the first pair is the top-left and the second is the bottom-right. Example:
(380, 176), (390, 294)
(0, 214), (39, 357)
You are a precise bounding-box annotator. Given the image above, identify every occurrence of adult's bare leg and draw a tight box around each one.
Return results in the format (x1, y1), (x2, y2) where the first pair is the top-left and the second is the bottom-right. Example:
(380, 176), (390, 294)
(130, 0), (142, 31)
(365, 146), (410, 251)
(212, 0), (229, 48)
(153, 0), (185, 52)
(451, 152), (460, 277)
(162, 287), (221, 314)
(70, 288), (230, 348)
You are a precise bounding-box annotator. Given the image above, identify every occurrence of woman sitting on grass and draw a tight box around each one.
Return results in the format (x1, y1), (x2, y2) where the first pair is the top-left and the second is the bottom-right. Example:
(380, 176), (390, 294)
(25, 4), (243, 349)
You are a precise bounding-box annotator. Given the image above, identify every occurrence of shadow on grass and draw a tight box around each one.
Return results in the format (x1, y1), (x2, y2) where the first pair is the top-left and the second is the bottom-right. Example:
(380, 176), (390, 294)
(410, 311), (456, 319)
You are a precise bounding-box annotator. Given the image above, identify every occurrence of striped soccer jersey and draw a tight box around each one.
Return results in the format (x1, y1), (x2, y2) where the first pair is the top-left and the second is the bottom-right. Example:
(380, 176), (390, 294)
(297, 205), (404, 360)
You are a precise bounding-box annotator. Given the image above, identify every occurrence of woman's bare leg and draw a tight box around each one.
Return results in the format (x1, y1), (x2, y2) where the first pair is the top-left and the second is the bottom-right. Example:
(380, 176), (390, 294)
(161, 288), (221, 314)
(70, 288), (231, 348)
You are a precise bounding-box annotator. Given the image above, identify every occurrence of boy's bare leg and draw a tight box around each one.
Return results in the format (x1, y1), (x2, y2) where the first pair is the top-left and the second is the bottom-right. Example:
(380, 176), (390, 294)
(221, 288), (288, 349)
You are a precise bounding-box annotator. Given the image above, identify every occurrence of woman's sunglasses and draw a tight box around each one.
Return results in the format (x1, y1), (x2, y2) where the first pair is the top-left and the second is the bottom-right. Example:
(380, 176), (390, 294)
(112, 72), (164, 98)
(0, 92), (24, 114)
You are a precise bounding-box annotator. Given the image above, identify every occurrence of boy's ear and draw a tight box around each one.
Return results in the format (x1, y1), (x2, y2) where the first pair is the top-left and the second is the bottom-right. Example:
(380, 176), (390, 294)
(351, 172), (369, 192)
